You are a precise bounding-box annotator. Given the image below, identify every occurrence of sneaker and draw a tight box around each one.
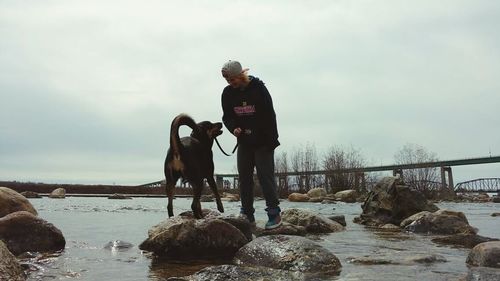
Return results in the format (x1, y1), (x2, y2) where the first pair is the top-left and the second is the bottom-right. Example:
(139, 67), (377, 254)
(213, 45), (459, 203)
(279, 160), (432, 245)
(265, 213), (282, 230)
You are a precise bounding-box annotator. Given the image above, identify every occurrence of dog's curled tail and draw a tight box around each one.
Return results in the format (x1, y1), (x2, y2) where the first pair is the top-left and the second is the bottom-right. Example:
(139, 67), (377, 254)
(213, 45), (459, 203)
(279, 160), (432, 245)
(170, 113), (198, 159)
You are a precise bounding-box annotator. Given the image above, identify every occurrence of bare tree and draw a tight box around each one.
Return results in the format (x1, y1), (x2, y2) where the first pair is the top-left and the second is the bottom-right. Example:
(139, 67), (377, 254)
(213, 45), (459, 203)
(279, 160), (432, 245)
(275, 151), (289, 174)
(394, 143), (439, 196)
(290, 143), (320, 192)
(275, 151), (289, 196)
(322, 145), (366, 192)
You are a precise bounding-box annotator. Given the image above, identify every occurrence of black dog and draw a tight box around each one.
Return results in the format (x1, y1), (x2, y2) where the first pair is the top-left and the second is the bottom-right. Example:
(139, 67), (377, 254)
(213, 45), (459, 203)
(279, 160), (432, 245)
(164, 113), (224, 219)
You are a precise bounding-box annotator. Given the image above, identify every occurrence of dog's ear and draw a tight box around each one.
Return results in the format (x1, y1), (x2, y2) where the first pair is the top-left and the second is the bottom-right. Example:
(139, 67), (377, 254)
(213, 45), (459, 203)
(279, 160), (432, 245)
(191, 121), (209, 140)
(192, 121), (222, 139)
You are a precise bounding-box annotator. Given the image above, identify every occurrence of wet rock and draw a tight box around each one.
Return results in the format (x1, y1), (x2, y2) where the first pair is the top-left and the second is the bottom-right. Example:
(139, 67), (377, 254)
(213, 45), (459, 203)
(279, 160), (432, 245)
(281, 208), (344, 234)
(287, 193), (310, 202)
(434, 209), (469, 224)
(255, 222), (307, 237)
(167, 264), (305, 281)
(492, 196), (500, 203)
(354, 177), (439, 227)
(0, 240), (25, 281)
(400, 211), (432, 228)
(492, 213), (500, 217)
(347, 256), (398, 265)
(464, 267), (500, 281)
(103, 240), (134, 251)
(327, 215), (346, 226)
(49, 188), (66, 199)
(178, 209), (222, 219)
(347, 254), (446, 266)
(307, 187), (327, 199)
(334, 189), (358, 203)
(107, 194), (132, 199)
(402, 210), (477, 235)
(456, 193), (493, 203)
(466, 241), (500, 268)
(380, 223), (400, 231)
(139, 216), (248, 259)
(234, 235), (341, 275)
(221, 216), (254, 241)
(19, 191), (41, 199)
(432, 233), (499, 248)
(0, 187), (38, 217)
(0, 211), (65, 255)
(408, 254), (447, 264)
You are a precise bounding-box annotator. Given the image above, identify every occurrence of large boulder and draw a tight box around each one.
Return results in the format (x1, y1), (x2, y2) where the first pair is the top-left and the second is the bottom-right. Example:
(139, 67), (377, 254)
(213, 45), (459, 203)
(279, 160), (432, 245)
(307, 187), (327, 199)
(167, 264), (305, 281)
(49, 188), (66, 199)
(287, 193), (310, 202)
(0, 241), (25, 281)
(0, 211), (66, 255)
(434, 187), (456, 201)
(139, 216), (248, 259)
(334, 189), (358, 203)
(234, 235), (341, 275)
(0, 187), (38, 217)
(401, 210), (477, 235)
(466, 241), (500, 268)
(281, 208), (344, 234)
(354, 177), (439, 227)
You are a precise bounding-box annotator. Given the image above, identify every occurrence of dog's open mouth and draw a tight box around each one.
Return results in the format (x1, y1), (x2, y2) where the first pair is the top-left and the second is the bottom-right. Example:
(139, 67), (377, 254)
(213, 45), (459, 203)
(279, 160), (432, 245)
(211, 123), (223, 138)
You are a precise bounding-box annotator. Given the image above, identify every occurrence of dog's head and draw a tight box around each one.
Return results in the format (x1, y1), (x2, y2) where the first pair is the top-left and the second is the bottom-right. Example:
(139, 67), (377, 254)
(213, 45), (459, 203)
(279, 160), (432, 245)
(191, 121), (223, 141)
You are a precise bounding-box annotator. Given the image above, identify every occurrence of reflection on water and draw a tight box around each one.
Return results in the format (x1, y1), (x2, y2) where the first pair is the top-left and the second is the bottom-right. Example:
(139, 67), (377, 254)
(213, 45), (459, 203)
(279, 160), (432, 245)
(149, 257), (231, 280)
(25, 197), (500, 281)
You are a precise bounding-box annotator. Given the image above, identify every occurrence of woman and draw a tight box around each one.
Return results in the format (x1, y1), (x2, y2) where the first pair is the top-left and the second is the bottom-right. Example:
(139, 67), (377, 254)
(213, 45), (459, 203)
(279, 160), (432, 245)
(220, 60), (282, 230)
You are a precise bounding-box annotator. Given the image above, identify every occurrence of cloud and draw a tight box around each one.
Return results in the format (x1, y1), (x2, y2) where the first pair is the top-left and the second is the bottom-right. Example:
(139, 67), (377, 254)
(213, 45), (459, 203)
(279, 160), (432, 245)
(1, 0), (499, 184)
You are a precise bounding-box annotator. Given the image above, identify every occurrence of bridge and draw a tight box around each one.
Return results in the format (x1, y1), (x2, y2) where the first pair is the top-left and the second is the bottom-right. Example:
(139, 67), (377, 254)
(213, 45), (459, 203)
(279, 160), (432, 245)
(216, 155), (500, 190)
(141, 155), (500, 191)
(455, 178), (500, 193)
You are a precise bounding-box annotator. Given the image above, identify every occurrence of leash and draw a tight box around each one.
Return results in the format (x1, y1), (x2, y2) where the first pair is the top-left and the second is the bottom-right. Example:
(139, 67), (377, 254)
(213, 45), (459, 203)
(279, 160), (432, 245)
(215, 137), (238, 156)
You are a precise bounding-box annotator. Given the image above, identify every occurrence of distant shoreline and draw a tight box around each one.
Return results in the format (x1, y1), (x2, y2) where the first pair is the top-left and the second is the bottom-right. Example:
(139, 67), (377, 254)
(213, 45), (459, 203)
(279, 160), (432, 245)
(0, 181), (228, 196)
(31, 193), (193, 198)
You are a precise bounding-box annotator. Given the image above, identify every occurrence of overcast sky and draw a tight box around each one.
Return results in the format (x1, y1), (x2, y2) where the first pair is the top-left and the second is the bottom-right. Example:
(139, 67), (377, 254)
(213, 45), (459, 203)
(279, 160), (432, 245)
(1, 0), (499, 185)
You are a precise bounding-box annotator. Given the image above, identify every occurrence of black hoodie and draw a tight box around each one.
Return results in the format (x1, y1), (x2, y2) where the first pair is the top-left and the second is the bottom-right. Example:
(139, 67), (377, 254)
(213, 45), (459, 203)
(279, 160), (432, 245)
(221, 76), (280, 149)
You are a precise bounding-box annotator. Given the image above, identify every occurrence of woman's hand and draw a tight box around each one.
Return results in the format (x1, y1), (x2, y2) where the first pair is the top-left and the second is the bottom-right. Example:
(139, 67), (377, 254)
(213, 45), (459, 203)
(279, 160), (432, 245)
(233, 128), (242, 137)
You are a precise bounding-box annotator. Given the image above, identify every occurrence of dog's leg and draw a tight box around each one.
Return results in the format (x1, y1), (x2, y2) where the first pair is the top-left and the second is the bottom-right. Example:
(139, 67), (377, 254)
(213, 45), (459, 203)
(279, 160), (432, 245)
(165, 173), (179, 217)
(207, 177), (224, 213)
(191, 180), (204, 219)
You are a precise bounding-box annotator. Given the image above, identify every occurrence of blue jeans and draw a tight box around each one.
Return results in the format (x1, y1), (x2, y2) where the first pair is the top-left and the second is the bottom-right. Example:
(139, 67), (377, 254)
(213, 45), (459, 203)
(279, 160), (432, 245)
(237, 144), (280, 218)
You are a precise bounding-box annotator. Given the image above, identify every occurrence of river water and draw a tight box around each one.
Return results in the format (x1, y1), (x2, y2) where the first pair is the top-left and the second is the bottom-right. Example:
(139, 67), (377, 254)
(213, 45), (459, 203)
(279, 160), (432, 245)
(24, 197), (500, 281)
